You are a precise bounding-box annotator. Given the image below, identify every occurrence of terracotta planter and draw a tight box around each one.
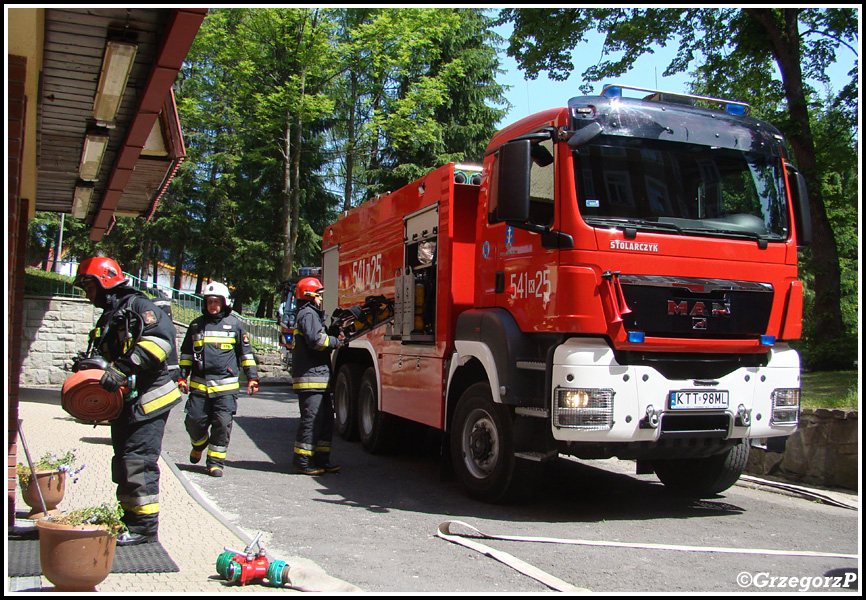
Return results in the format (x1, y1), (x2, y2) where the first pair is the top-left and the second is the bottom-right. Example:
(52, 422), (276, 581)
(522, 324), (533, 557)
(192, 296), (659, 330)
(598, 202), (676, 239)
(36, 520), (116, 592)
(20, 470), (66, 518)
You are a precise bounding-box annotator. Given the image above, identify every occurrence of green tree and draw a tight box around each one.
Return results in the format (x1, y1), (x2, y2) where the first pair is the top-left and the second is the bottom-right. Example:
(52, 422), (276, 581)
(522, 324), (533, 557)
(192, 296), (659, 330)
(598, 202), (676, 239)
(326, 9), (508, 204)
(499, 7), (858, 369)
(376, 8), (509, 192)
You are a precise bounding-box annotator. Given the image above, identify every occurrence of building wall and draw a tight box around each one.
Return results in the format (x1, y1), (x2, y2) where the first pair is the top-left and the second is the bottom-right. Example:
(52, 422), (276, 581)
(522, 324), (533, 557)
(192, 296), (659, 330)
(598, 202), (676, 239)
(8, 54), (29, 526)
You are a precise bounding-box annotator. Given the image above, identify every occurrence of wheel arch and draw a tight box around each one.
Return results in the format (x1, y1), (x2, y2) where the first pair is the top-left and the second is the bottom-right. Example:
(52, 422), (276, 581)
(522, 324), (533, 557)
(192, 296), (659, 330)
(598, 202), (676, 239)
(334, 342), (377, 390)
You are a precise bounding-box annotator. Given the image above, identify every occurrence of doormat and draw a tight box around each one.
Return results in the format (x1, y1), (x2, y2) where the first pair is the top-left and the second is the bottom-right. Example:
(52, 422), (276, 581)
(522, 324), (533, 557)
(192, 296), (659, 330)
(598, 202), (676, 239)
(8, 528), (180, 577)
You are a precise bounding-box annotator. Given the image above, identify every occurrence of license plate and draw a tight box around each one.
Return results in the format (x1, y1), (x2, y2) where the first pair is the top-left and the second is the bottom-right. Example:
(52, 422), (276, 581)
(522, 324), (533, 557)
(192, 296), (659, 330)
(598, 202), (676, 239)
(669, 390), (729, 410)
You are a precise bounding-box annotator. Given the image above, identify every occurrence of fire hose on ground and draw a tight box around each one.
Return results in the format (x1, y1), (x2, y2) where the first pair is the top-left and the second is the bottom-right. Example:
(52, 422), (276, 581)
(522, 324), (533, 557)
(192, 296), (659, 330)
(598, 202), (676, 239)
(436, 520), (858, 593)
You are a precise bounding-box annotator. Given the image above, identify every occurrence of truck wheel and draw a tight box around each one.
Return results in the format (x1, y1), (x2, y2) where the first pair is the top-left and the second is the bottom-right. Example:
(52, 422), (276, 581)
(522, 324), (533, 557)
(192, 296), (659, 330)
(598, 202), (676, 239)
(653, 442), (750, 497)
(358, 367), (394, 454)
(451, 382), (521, 503)
(334, 364), (361, 441)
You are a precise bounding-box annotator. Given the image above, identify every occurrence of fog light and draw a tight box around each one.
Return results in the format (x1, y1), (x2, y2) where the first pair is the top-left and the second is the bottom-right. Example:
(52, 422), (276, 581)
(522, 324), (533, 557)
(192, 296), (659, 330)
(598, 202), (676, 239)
(554, 388), (614, 430)
(771, 388), (800, 425)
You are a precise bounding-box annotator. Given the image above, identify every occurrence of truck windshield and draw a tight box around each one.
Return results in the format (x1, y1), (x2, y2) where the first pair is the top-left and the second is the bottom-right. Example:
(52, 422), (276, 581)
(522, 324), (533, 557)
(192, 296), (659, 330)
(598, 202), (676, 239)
(572, 137), (789, 241)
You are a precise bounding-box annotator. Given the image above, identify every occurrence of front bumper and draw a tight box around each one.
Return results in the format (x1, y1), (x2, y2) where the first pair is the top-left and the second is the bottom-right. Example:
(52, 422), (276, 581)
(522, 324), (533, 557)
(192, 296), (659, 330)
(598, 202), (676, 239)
(549, 339), (800, 444)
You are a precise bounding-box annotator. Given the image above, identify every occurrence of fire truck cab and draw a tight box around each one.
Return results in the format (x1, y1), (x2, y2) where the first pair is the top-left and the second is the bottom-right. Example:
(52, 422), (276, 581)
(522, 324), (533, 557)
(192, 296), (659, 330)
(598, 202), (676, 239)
(321, 85), (810, 502)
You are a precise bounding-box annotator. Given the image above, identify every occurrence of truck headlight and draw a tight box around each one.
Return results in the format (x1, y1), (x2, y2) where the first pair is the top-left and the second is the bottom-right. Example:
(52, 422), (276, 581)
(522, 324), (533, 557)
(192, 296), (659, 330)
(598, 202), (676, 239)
(554, 388), (614, 430)
(771, 388), (800, 425)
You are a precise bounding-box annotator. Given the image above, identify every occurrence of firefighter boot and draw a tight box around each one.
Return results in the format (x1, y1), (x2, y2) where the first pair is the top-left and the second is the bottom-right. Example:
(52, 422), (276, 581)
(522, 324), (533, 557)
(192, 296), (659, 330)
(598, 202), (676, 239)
(189, 436), (207, 464)
(293, 454), (324, 476)
(314, 451), (340, 473)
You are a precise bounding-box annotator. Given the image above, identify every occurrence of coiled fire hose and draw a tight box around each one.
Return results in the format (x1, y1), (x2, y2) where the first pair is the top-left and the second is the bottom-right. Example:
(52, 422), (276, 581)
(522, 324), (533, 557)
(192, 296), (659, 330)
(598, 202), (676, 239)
(60, 369), (125, 423)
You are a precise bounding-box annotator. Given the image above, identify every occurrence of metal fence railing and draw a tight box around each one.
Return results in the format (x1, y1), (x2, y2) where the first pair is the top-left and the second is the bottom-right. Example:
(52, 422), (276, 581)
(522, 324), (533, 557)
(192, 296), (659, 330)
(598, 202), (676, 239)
(25, 268), (280, 352)
(24, 271), (86, 299)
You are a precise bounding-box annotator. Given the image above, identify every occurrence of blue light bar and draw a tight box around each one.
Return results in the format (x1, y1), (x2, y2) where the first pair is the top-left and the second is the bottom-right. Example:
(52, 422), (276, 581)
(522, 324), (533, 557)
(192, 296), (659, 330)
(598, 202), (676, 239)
(628, 331), (645, 343)
(760, 335), (776, 346)
(725, 103), (747, 116)
(603, 86), (622, 99)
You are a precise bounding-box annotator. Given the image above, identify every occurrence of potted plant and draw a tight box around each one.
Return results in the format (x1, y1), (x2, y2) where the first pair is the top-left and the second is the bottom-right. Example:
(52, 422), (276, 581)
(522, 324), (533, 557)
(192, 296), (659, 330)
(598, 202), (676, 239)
(17, 450), (85, 518)
(36, 502), (127, 592)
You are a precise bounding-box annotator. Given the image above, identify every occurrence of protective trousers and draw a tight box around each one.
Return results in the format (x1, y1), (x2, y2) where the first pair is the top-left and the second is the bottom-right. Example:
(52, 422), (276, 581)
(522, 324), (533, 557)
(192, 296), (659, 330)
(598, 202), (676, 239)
(110, 411), (169, 538)
(184, 392), (237, 469)
(293, 391), (334, 468)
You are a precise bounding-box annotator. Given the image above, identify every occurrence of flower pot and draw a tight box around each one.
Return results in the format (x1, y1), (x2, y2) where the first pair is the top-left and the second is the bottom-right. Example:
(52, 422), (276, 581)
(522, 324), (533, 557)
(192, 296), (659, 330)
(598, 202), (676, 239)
(21, 470), (66, 518)
(36, 520), (116, 592)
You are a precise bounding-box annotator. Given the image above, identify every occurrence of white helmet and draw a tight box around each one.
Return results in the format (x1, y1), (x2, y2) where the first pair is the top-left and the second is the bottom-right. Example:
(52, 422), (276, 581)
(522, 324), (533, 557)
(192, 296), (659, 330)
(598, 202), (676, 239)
(203, 281), (232, 311)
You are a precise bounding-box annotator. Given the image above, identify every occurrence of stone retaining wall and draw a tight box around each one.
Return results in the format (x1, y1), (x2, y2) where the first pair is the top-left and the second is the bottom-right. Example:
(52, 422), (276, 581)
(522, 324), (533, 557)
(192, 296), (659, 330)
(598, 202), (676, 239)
(20, 295), (97, 387)
(746, 408), (858, 491)
(20, 295), (858, 491)
(20, 295), (288, 385)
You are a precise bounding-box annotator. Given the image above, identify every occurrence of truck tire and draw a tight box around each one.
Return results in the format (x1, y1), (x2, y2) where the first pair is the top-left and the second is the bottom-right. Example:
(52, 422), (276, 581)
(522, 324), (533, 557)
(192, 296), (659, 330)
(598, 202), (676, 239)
(451, 382), (523, 503)
(334, 364), (361, 441)
(653, 441), (750, 497)
(358, 367), (394, 454)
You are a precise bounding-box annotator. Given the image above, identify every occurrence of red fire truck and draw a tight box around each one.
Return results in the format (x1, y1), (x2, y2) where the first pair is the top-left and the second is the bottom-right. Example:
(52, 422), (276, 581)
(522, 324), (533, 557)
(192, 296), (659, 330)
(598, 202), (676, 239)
(321, 84), (811, 502)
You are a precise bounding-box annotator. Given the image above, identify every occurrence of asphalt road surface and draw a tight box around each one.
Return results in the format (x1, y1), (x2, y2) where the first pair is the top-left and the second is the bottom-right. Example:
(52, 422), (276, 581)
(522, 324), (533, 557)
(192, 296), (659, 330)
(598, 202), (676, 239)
(161, 383), (860, 594)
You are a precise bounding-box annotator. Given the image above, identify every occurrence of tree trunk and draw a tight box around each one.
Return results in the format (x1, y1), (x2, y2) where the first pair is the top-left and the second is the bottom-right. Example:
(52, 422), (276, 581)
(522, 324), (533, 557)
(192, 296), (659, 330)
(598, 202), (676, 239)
(172, 244), (185, 298)
(343, 71), (358, 212)
(289, 66), (305, 270)
(152, 249), (160, 295)
(281, 114), (294, 281)
(745, 8), (844, 367)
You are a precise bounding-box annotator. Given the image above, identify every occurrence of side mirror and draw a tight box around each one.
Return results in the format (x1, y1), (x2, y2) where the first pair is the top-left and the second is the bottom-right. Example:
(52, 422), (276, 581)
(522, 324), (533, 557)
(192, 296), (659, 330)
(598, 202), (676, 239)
(495, 140), (531, 223)
(786, 163), (811, 247)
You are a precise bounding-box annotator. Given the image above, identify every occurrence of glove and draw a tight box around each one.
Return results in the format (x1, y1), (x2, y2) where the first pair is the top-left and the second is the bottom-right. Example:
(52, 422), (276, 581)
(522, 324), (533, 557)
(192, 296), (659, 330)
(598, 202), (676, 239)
(177, 378), (189, 394)
(247, 380), (259, 395)
(100, 363), (129, 393)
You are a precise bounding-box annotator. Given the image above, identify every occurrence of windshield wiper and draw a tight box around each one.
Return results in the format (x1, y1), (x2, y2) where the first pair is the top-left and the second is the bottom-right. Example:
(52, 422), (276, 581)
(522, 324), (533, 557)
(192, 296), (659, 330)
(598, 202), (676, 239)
(678, 227), (771, 249)
(584, 217), (684, 235)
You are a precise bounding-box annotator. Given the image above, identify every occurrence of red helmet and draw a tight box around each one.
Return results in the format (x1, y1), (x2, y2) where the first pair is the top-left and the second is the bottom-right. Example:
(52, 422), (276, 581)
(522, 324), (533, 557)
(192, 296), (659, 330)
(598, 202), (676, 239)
(74, 256), (127, 289)
(295, 277), (324, 301)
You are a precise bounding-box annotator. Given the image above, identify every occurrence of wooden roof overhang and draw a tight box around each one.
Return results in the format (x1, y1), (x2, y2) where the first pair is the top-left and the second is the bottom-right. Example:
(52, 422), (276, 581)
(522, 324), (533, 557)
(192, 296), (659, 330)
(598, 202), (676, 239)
(35, 8), (207, 241)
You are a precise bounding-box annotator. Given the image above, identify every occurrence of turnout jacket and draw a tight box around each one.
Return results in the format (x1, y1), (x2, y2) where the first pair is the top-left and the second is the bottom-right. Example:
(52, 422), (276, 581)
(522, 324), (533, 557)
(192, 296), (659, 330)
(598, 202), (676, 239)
(91, 286), (182, 423)
(292, 301), (342, 392)
(179, 311), (258, 397)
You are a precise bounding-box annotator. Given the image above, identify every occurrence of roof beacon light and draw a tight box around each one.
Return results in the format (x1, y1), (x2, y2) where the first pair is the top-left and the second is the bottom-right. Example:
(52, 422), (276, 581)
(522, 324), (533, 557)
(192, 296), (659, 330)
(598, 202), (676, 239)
(725, 104), (748, 117)
(602, 85), (622, 99)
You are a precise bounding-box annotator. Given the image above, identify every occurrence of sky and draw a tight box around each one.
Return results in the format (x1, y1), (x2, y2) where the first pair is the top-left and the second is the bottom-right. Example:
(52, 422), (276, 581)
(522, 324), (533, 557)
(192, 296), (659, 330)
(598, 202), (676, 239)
(492, 21), (859, 128)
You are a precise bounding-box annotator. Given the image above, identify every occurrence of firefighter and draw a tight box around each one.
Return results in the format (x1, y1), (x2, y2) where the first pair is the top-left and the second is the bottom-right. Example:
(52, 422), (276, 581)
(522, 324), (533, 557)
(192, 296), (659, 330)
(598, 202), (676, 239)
(291, 277), (345, 475)
(74, 256), (182, 546)
(178, 281), (258, 478)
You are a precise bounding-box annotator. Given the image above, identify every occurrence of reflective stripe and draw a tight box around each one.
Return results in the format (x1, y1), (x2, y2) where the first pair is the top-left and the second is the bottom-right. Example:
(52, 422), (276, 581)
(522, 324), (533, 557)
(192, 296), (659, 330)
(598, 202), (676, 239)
(207, 449), (227, 459)
(138, 335), (171, 362)
(294, 446), (314, 457)
(293, 381), (331, 390)
(241, 359), (256, 367)
(190, 381), (240, 394)
(312, 331), (331, 351)
(121, 502), (160, 516)
(191, 434), (209, 447)
(208, 382), (240, 393)
(140, 382), (181, 414)
(119, 492), (159, 507)
(179, 359), (193, 367)
(189, 380), (208, 392)
(203, 335), (236, 344)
